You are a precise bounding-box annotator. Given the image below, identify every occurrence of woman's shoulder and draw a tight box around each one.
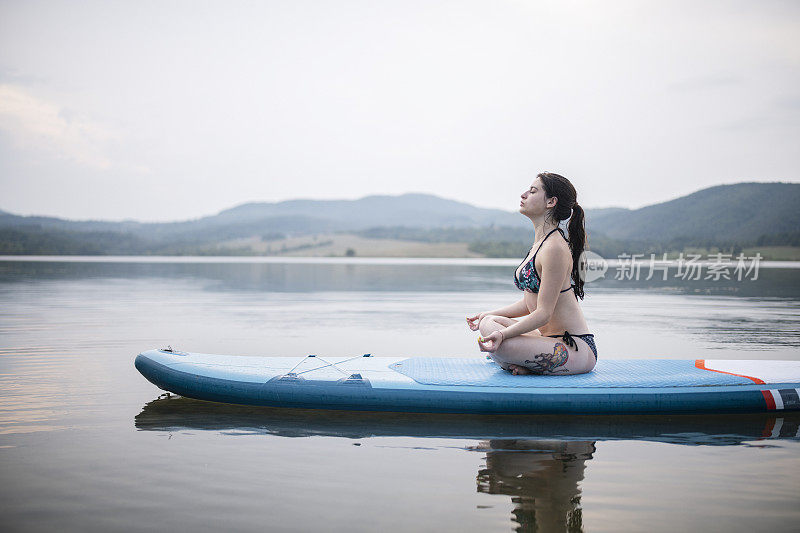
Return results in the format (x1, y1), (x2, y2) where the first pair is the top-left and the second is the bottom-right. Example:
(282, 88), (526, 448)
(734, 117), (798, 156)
(542, 229), (570, 251)
(538, 233), (572, 261)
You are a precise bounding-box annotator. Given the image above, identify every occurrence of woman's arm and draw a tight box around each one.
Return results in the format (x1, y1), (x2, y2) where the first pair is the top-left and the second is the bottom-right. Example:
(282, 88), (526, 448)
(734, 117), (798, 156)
(485, 298), (530, 318)
(467, 298), (530, 331)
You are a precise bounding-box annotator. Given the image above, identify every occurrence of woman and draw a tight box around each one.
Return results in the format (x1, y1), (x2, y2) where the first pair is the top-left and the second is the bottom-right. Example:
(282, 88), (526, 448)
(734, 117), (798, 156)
(466, 172), (597, 375)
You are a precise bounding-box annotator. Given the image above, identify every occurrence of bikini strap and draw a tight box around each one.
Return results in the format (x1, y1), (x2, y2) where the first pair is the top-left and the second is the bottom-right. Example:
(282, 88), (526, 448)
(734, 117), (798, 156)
(559, 331), (578, 350)
(532, 228), (561, 259)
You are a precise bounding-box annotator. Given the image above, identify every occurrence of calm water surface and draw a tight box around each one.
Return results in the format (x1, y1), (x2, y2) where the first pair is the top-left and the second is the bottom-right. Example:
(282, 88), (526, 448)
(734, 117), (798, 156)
(1, 258), (799, 532)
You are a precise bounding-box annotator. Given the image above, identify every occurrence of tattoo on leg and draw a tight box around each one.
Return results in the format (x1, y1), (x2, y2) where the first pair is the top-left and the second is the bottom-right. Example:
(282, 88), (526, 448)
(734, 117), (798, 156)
(523, 342), (570, 374)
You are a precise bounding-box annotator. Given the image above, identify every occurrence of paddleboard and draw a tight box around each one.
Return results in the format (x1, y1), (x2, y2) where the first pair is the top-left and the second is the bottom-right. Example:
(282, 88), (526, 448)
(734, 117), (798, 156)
(134, 349), (800, 414)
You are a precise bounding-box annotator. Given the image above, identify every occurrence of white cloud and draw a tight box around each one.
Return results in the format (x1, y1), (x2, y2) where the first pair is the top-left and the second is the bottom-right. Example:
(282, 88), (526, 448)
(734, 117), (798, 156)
(0, 84), (112, 169)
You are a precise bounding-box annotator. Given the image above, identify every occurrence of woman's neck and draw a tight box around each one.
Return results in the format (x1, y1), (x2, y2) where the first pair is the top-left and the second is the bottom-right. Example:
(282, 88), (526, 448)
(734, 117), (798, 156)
(532, 219), (559, 244)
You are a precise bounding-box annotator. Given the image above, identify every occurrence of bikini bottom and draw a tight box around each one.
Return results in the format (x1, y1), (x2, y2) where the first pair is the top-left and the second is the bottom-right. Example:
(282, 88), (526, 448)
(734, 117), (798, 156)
(546, 331), (597, 361)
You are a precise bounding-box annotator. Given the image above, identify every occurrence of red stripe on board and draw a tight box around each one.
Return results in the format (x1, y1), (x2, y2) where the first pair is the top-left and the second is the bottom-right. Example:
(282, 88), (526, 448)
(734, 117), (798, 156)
(761, 418), (776, 437)
(762, 390), (776, 410)
(695, 360), (766, 384)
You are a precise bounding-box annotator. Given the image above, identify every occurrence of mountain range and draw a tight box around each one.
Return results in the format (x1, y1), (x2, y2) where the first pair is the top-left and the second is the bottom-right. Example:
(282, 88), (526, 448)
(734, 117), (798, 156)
(1, 182), (798, 256)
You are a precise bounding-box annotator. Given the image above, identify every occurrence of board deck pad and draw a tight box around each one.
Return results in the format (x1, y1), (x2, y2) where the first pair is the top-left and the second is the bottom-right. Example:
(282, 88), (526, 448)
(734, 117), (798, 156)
(390, 358), (754, 388)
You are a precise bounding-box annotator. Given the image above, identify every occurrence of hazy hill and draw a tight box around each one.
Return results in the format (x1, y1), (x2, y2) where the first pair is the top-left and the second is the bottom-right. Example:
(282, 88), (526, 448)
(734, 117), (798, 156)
(588, 182), (799, 242)
(1, 182), (798, 255)
(214, 194), (526, 229)
(0, 193), (526, 240)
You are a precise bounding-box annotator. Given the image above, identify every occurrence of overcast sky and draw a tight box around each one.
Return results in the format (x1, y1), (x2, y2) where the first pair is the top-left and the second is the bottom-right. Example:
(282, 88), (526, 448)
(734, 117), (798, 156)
(1, 0), (798, 221)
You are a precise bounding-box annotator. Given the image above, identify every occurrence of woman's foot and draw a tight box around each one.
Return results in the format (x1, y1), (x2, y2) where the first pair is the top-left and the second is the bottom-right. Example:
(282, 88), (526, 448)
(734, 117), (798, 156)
(507, 364), (532, 375)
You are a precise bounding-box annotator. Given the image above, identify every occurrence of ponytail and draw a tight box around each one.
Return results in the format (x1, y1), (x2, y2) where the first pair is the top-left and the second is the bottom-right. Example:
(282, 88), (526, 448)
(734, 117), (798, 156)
(567, 203), (586, 299)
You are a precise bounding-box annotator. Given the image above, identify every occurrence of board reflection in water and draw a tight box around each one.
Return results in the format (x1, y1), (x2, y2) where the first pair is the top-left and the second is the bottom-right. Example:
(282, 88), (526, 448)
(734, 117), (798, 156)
(135, 396), (800, 445)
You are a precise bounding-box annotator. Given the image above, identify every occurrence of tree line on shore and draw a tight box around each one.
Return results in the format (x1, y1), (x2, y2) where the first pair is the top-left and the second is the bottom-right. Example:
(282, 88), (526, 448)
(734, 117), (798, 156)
(1, 224), (797, 258)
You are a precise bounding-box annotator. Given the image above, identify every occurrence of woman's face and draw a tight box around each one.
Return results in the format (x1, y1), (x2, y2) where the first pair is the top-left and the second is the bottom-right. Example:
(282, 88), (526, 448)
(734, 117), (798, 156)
(519, 178), (549, 216)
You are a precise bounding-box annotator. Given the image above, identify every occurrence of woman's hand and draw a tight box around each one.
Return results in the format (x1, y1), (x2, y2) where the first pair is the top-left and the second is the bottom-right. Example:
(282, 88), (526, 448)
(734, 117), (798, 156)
(478, 330), (504, 353)
(466, 312), (487, 331)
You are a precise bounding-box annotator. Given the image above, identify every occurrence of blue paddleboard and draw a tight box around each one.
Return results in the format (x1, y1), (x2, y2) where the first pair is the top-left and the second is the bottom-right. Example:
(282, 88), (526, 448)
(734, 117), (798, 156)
(134, 349), (800, 414)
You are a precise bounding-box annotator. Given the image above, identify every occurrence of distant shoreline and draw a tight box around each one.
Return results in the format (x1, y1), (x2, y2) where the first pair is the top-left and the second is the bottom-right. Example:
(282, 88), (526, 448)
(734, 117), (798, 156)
(2, 255), (799, 269)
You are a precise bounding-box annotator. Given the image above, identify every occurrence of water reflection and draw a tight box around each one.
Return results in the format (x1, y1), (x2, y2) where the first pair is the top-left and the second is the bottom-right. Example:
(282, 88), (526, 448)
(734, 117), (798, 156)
(2, 259), (799, 297)
(135, 396), (800, 445)
(137, 398), (800, 532)
(475, 439), (593, 532)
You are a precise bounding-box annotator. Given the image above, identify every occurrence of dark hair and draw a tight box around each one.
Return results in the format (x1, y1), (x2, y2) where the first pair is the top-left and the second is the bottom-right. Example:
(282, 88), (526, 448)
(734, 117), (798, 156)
(537, 172), (587, 299)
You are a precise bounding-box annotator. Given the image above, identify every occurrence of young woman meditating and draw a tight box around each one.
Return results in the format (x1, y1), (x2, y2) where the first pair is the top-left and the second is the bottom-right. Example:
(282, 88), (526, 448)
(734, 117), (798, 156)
(466, 172), (596, 375)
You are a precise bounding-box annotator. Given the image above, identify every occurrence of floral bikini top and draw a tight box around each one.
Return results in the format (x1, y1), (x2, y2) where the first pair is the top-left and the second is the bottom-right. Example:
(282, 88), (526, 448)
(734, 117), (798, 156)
(514, 228), (576, 295)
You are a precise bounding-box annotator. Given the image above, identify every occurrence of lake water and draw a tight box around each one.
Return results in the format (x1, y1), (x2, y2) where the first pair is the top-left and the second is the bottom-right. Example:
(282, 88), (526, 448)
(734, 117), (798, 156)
(1, 257), (799, 532)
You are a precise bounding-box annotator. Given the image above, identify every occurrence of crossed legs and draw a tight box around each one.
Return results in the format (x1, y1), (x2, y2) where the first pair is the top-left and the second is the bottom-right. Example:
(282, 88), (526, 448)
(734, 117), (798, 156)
(478, 315), (595, 375)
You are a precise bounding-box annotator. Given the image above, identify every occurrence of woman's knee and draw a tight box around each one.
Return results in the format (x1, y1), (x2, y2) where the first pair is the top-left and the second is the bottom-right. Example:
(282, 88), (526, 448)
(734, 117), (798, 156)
(478, 315), (501, 335)
(478, 314), (495, 327)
